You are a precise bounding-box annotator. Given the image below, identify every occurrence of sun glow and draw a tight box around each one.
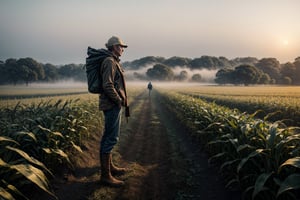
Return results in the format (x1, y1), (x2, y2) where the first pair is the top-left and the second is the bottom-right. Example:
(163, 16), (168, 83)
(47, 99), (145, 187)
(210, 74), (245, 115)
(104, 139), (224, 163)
(282, 39), (289, 46)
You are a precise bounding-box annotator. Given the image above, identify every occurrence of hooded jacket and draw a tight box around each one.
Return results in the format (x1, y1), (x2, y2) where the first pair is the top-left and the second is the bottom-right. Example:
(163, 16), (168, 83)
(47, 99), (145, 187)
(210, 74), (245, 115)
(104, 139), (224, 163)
(86, 47), (127, 111)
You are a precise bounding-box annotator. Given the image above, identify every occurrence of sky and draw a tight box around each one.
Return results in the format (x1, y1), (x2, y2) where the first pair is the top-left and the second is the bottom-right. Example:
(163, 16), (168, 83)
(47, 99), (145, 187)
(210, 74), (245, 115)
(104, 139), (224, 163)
(0, 0), (299, 65)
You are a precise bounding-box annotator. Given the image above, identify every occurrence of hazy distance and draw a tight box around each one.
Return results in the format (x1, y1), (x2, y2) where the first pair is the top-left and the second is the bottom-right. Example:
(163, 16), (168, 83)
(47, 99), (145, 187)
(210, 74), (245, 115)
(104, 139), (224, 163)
(0, 0), (299, 65)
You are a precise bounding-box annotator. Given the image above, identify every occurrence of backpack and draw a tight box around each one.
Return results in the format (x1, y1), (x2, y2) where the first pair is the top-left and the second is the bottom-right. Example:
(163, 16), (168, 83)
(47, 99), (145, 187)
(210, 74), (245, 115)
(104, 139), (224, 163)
(85, 47), (112, 93)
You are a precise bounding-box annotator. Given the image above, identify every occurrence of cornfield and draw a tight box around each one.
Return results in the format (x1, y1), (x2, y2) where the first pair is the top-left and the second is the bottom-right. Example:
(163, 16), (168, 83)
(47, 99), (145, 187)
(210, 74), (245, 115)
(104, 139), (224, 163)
(1, 84), (300, 200)
(0, 95), (102, 199)
(0, 85), (144, 200)
(158, 90), (300, 200)
(178, 86), (300, 126)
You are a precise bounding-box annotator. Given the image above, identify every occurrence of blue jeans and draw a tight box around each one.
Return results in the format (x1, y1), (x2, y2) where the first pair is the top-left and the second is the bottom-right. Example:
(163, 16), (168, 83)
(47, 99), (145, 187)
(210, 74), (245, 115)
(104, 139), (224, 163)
(100, 106), (122, 154)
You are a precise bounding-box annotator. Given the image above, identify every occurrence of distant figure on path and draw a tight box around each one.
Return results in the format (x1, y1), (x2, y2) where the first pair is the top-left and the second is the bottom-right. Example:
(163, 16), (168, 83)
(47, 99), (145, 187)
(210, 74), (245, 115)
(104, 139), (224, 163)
(147, 81), (153, 97)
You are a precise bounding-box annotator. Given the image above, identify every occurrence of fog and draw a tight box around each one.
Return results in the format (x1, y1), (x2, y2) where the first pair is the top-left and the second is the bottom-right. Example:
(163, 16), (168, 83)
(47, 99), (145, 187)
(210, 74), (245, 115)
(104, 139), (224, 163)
(172, 66), (218, 82)
(5, 66), (217, 90)
(25, 80), (87, 89)
(125, 65), (218, 83)
(126, 81), (216, 89)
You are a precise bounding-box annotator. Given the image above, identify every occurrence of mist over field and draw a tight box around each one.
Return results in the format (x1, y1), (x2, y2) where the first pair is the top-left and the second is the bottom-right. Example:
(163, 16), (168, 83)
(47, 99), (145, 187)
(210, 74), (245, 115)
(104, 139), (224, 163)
(125, 65), (217, 83)
(172, 67), (218, 82)
(28, 80), (87, 88)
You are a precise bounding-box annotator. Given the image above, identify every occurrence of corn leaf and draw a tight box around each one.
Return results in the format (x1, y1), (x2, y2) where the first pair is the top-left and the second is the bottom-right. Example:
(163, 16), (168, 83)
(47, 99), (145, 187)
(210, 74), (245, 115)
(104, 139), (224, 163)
(0, 136), (19, 146)
(208, 152), (227, 164)
(278, 157), (300, 173)
(276, 135), (300, 150)
(225, 178), (239, 189)
(5, 146), (52, 176)
(52, 149), (69, 160)
(36, 125), (52, 134)
(14, 131), (37, 142)
(42, 148), (69, 161)
(267, 125), (277, 148)
(0, 186), (16, 200)
(252, 172), (273, 199)
(10, 164), (55, 197)
(42, 148), (51, 154)
(52, 131), (64, 138)
(220, 159), (240, 172)
(277, 174), (300, 197)
(0, 158), (9, 167)
(238, 149), (264, 173)
(6, 183), (29, 200)
(70, 141), (83, 153)
(237, 144), (255, 153)
(264, 111), (282, 121)
(249, 109), (265, 118)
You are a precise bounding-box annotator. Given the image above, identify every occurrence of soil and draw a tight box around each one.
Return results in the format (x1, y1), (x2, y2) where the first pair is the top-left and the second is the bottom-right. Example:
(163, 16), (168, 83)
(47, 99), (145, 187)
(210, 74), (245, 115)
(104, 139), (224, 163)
(36, 90), (241, 200)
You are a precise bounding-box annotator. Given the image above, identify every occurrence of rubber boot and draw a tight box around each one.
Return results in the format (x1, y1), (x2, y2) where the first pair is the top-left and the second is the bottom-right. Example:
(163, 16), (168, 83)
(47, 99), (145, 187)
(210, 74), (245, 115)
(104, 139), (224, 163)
(110, 154), (127, 175)
(100, 153), (124, 187)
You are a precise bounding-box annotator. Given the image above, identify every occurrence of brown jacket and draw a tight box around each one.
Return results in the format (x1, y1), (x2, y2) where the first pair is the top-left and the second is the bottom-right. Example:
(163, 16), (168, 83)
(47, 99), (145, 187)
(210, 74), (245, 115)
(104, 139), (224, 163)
(99, 56), (127, 111)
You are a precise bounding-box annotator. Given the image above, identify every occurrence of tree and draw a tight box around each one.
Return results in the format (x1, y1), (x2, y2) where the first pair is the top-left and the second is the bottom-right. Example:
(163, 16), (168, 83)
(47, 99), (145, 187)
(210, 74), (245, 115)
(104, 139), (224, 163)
(0, 61), (7, 84)
(191, 74), (202, 82)
(215, 68), (234, 84)
(190, 56), (215, 69)
(258, 73), (271, 84)
(43, 63), (59, 82)
(17, 57), (45, 81)
(163, 56), (191, 67)
(280, 62), (295, 84)
(19, 65), (38, 85)
(175, 70), (188, 81)
(281, 76), (292, 85)
(58, 64), (85, 81)
(293, 59), (300, 84)
(146, 64), (174, 81)
(5, 58), (20, 85)
(256, 58), (281, 83)
(190, 56), (232, 70)
(233, 64), (261, 86)
(231, 57), (258, 66)
(124, 56), (165, 69)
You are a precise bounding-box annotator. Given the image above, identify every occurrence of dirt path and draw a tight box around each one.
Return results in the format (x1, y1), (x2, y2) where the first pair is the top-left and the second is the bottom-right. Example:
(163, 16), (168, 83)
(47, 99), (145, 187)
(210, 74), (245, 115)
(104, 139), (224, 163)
(39, 89), (241, 200)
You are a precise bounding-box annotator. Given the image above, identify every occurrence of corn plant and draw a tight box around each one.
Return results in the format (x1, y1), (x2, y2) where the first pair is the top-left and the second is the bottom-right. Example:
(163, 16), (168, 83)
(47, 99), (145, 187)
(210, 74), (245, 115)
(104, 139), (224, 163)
(159, 90), (300, 200)
(0, 97), (103, 199)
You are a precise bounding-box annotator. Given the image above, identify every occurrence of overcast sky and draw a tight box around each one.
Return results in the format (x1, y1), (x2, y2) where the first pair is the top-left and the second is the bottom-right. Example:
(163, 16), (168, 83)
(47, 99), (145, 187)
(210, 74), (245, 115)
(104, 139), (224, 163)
(0, 0), (299, 65)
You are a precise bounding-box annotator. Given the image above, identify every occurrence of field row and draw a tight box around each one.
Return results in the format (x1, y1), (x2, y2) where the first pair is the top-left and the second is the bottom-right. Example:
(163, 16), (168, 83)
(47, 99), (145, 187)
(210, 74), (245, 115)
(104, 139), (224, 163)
(158, 90), (300, 200)
(0, 86), (145, 200)
(170, 86), (300, 127)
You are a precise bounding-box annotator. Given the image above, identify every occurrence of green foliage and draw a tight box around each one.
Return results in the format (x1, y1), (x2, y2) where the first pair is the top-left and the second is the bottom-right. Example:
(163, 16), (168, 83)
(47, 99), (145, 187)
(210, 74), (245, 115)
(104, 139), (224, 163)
(146, 64), (174, 81)
(233, 64), (261, 86)
(0, 98), (102, 199)
(0, 57), (85, 85)
(191, 74), (202, 82)
(159, 91), (300, 200)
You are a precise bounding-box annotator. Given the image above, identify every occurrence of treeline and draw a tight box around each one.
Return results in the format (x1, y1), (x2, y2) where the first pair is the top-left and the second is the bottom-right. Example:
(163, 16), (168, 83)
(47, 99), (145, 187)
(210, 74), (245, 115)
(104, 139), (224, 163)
(123, 55), (258, 70)
(124, 56), (300, 85)
(0, 58), (85, 85)
(215, 58), (300, 85)
(1, 55), (300, 85)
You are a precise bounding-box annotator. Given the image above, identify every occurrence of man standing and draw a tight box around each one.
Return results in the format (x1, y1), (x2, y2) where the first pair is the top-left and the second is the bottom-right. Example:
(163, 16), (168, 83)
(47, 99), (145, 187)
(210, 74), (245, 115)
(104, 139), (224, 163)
(99, 36), (128, 187)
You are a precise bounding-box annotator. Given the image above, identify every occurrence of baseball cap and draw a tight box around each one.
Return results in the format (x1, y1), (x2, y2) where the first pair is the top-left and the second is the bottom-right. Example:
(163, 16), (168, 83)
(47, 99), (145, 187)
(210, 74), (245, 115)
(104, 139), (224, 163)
(106, 36), (128, 48)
